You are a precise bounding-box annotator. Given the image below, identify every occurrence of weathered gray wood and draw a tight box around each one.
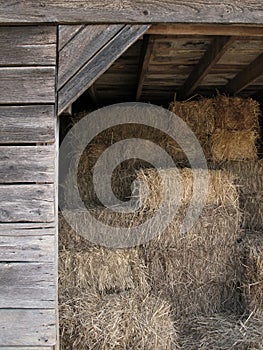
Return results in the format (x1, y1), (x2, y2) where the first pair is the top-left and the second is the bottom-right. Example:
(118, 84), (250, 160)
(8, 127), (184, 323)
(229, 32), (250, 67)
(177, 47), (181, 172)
(0, 67), (55, 104)
(225, 52), (263, 94)
(58, 24), (123, 88)
(0, 222), (55, 234)
(0, 262), (56, 308)
(148, 24), (263, 36)
(178, 36), (235, 99)
(0, 145), (55, 183)
(0, 309), (56, 346)
(0, 234), (55, 262)
(0, 184), (54, 222)
(0, 1), (263, 24)
(0, 105), (55, 144)
(0, 26), (56, 66)
(59, 24), (84, 51)
(0, 262), (55, 304)
(0, 347), (54, 350)
(58, 24), (149, 114)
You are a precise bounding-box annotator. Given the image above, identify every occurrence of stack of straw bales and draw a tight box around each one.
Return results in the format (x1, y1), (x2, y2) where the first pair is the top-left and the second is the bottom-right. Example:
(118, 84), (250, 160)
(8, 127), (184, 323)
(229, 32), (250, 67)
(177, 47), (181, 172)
(133, 168), (243, 317)
(170, 95), (260, 162)
(59, 211), (177, 349)
(59, 95), (262, 348)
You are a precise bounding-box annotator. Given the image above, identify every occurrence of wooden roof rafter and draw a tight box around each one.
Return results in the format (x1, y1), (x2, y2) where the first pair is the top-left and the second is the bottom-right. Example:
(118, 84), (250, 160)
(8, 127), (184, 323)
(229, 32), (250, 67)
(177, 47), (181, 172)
(225, 52), (263, 95)
(178, 36), (235, 100)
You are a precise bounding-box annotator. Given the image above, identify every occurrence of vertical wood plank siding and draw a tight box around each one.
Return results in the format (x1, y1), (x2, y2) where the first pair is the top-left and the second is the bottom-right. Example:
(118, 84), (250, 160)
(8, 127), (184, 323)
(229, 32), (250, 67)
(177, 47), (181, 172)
(0, 25), (57, 347)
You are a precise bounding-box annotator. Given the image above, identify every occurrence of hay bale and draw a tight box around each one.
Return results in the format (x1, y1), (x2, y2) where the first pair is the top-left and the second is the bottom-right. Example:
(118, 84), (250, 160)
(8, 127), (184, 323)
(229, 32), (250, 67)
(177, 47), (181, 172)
(210, 129), (258, 162)
(59, 211), (94, 252)
(140, 205), (242, 316)
(221, 160), (263, 194)
(169, 98), (216, 135)
(219, 161), (263, 229)
(240, 232), (263, 312)
(213, 95), (260, 131)
(240, 194), (263, 230)
(179, 312), (263, 350)
(59, 290), (178, 350)
(133, 168), (239, 210)
(59, 248), (149, 295)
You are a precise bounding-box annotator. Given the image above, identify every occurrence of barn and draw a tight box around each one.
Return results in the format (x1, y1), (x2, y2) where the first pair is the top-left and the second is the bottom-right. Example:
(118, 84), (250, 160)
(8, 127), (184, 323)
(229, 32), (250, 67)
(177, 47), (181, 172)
(0, 1), (263, 349)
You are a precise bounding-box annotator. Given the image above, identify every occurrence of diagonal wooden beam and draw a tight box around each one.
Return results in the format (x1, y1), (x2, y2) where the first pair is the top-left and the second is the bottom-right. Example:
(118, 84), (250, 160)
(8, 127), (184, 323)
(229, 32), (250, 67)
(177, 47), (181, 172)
(225, 52), (263, 95)
(59, 24), (84, 51)
(58, 24), (123, 89)
(136, 35), (155, 101)
(58, 24), (150, 114)
(178, 36), (235, 100)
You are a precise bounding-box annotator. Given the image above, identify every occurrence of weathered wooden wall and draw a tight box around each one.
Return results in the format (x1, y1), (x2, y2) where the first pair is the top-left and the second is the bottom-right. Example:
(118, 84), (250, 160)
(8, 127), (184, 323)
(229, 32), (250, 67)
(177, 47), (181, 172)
(0, 26), (57, 348)
(0, 1), (263, 24)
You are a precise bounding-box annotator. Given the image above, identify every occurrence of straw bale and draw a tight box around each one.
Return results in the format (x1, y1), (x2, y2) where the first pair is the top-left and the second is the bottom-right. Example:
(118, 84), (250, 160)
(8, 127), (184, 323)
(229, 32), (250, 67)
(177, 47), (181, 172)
(133, 168), (239, 210)
(169, 98), (216, 135)
(179, 311), (263, 350)
(59, 211), (94, 251)
(213, 95), (260, 131)
(210, 129), (258, 162)
(140, 205), (242, 316)
(240, 193), (263, 230)
(217, 161), (263, 229)
(59, 248), (149, 295)
(240, 232), (263, 312)
(59, 290), (178, 350)
(221, 160), (263, 194)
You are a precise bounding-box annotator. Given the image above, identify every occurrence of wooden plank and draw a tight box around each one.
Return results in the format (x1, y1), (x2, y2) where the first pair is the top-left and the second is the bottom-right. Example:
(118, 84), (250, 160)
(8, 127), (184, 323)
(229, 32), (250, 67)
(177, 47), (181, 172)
(148, 24), (263, 36)
(136, 35), (154, 101)
(0, 26), (56, 66)
(58, 24), (149, 114)
(0, 67), (55, 104)
(225, 52), (263, 94)
(0, 309), (56, 346)
(0, 346), (54, 350)
(0, 223), (55, 236)
(0, 1), (263, 24)
(0, 234), (55, 262)
(178, 36), (235, 99)
(59, 24), (84, 51)
(0, 184), (54, 222)
(0, 105), (55, 144)
(58, 24), (123, 88)
(0, 262), (56, 308)
(0, 145), (55, 183)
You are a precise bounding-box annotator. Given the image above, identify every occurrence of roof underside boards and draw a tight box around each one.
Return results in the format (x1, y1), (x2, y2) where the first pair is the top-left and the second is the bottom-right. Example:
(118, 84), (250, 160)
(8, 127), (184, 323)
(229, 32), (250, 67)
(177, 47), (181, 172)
(88, 33), (263, 108)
